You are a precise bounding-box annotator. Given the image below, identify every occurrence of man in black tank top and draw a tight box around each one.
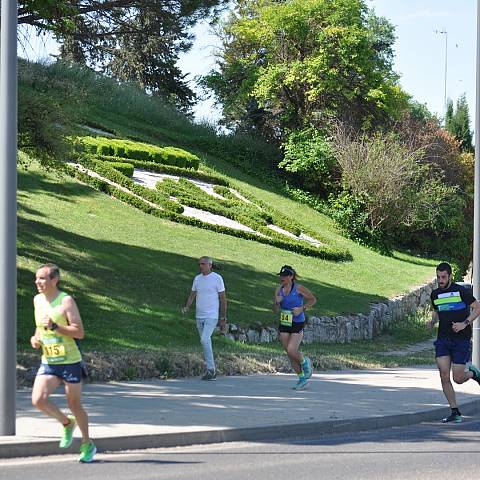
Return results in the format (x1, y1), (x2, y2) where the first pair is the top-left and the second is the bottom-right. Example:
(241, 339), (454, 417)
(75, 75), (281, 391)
(427, 262), (480, 423)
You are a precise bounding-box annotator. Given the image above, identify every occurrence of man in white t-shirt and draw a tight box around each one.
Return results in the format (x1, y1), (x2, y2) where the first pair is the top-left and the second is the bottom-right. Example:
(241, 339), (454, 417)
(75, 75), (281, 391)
(182, 256), (227, 380)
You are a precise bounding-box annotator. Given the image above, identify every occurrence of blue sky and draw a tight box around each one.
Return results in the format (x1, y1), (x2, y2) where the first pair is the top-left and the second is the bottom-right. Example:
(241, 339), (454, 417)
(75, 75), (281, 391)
(20, 1), (478, 124)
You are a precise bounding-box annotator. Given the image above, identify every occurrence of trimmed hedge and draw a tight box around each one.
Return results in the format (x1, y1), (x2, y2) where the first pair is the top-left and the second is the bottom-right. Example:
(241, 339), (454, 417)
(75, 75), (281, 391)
(96, 155), (230, 186)
(157, 177), (271, 229)
(105, 161), (134, 177)
(78, 136), (200, 169)
(66, 164), (351, 261)
(76, 157), (184, 214)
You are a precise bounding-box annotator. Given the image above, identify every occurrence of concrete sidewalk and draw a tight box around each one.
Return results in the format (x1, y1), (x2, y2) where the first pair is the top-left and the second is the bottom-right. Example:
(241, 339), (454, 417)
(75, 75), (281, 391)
(1, 366), (480, 459)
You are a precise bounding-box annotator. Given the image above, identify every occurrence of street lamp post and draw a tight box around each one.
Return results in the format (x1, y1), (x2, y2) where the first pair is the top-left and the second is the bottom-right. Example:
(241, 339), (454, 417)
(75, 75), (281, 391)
(0, 0), (18, 435)
(436, 29), (448, 120)
(473, 1), (480, 368)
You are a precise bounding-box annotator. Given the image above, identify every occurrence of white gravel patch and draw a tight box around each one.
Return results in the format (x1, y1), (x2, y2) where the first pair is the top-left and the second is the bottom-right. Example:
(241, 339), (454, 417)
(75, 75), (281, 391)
(267, 224), (297, 239)
(68, 163), (161, 209)
(267, 224), (323, 247)
(133, 169), (226, 199)
(182, 206), (256, 233)
(299, 233), (323, 247)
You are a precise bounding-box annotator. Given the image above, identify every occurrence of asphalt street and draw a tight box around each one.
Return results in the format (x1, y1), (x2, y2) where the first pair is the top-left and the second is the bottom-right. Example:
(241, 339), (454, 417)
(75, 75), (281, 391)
(2, 418), (479, 480)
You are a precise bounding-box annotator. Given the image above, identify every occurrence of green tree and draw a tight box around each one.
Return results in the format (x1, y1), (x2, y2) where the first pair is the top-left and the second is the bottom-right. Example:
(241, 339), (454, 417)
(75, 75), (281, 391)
(16, 0), (228, 112)
(202, 0), (409, 141)
(445, 94), (473, 152)
(445, 98), (454, 131)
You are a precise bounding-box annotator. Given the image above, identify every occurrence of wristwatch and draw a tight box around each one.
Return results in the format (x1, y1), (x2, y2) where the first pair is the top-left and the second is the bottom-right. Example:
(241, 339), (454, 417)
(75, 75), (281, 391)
(465, 319), (471, 326)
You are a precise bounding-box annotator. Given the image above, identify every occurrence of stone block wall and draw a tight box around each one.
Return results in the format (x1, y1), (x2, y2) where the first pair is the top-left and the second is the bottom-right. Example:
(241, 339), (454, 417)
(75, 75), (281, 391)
(223, 279), (436, 344)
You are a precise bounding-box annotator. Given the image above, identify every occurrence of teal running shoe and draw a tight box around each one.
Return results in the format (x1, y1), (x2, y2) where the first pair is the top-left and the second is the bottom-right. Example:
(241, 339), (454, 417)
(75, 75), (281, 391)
(293, 377), (309, 390)
(442, 412), (462, 423)
(59, 415), (76, 448)
(302, 356), (313, 379)
(469, 364), (480, 385)
(79, 442), (97, 463)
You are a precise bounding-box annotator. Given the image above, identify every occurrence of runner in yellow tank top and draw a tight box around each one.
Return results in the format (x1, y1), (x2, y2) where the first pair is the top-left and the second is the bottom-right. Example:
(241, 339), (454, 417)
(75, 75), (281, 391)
(30, 263), (96, 463)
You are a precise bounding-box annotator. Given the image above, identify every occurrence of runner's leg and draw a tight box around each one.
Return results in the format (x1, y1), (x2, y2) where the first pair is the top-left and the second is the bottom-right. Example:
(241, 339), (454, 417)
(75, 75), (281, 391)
(451, 363), (474, 384)
(286, 332), (304, 374)
(65, 381), (90, 443)
(32, 374), (69, 424)
(436, 355), (457, 408)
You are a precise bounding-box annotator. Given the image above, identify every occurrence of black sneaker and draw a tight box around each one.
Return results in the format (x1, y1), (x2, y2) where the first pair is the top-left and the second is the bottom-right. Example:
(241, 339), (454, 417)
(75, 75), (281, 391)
(201, 369), (217, 381)
(442, 412), (462, 423)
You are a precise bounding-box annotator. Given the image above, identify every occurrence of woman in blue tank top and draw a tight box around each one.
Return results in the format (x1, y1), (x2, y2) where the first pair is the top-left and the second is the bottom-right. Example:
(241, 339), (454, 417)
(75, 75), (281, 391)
(273, 265), (316, 390)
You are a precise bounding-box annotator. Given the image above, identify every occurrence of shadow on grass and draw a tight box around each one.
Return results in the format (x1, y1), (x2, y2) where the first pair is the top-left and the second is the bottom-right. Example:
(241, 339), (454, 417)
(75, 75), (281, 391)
(17, 212), (383, 351)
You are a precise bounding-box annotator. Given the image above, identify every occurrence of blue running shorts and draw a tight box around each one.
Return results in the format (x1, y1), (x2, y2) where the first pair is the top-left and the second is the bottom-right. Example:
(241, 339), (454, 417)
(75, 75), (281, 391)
(37, 362), (83, 384)
(434, 337), (471, 365)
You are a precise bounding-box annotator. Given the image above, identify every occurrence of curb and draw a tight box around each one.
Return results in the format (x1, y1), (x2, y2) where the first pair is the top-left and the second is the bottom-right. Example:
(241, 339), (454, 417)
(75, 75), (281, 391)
(2, 398), (480, 460)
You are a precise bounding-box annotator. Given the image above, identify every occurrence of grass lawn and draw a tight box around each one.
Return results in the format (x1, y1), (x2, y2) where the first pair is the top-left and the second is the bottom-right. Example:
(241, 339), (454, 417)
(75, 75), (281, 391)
(17, 61), (440, 371)
(18, 161), (437, 364)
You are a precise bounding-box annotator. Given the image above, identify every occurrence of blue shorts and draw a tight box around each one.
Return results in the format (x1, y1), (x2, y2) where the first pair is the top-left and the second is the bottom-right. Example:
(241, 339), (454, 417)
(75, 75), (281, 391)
(37, 362), (83, 384)
(434, 337), (471, 365)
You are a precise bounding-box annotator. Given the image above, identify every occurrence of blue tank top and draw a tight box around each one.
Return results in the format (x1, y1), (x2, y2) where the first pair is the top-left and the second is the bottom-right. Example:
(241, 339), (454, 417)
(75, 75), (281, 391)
(279, 282), (305, 323)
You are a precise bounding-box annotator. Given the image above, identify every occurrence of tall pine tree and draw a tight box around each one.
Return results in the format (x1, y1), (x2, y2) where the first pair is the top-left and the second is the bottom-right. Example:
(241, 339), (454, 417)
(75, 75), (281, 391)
(445, 94), (473, 152)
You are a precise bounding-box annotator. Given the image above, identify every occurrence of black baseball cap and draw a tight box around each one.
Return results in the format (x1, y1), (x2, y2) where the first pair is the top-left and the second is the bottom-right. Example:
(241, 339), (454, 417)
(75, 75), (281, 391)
(278, 265), (294, 276)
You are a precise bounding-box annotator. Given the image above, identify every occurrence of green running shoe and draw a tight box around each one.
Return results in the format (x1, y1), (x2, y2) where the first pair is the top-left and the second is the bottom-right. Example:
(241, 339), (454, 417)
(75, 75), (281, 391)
(79, 442), (97, 463)
(442, 412), (462, 423)
(293, 377), (309, 390)
(302, 356), (313, 379)
(59, 415), (76, 448)
(469, 364), (480, 385)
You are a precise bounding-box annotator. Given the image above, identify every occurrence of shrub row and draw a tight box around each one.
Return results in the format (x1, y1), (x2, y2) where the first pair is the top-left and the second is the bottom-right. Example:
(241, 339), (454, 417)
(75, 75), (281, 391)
(76, 157), (184, 214)
(65, 164), (351, 261)
(157, 178), (272, 229)
(95, 155), (230, 186)
(230, 183), (335, 245)
(78, 136), (200, 169)
(172, 178), (345, 254)
(105, 161), (134, 177)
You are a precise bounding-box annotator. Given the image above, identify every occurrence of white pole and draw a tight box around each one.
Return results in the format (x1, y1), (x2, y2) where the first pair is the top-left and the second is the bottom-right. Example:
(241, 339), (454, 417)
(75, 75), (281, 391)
(472, 0), (480, 368)
(0, 0), (17, 435)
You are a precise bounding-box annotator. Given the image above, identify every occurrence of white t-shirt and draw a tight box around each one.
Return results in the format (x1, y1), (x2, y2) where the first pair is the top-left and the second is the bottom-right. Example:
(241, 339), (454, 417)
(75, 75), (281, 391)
(192, 272), (225, 319)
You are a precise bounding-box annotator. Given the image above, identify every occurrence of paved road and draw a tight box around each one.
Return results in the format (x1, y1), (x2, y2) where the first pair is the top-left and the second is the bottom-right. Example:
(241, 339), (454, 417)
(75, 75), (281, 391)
(2, 418), (479, 480)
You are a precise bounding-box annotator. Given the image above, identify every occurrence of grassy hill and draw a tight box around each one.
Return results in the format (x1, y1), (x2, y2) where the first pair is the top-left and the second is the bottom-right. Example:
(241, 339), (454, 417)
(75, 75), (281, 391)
(17, 60), (438, 368)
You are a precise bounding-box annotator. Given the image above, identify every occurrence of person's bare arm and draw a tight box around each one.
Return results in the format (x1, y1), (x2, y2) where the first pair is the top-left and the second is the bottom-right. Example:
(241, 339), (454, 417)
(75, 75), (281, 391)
(218, 291), (227, 329)
(453, 300), (480, 333)
(272, 286), (282, 313)
(30, 327), (42, 349)
(182, 291), (196, 314)
(293, 285), (317, 316)
(42, 296), (84, 339)
(426, 310), (438, 329)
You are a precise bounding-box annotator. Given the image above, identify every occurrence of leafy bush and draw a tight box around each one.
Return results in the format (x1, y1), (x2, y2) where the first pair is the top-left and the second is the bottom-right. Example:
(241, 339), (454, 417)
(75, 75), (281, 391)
(330, 126), (471, 268)
(105, 161), (134, 177)
(280, 128), (338, 196)
(330, 190), (385, 250)
(331, 129), (425, 240)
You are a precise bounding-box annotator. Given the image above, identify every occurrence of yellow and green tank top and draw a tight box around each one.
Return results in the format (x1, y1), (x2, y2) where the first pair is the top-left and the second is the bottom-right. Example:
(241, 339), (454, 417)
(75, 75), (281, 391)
(34, 291), (82, 365)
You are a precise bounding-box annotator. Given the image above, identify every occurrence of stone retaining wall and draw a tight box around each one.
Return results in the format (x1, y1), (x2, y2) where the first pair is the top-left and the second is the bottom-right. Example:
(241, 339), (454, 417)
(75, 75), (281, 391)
(224, 279), (436, 344)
